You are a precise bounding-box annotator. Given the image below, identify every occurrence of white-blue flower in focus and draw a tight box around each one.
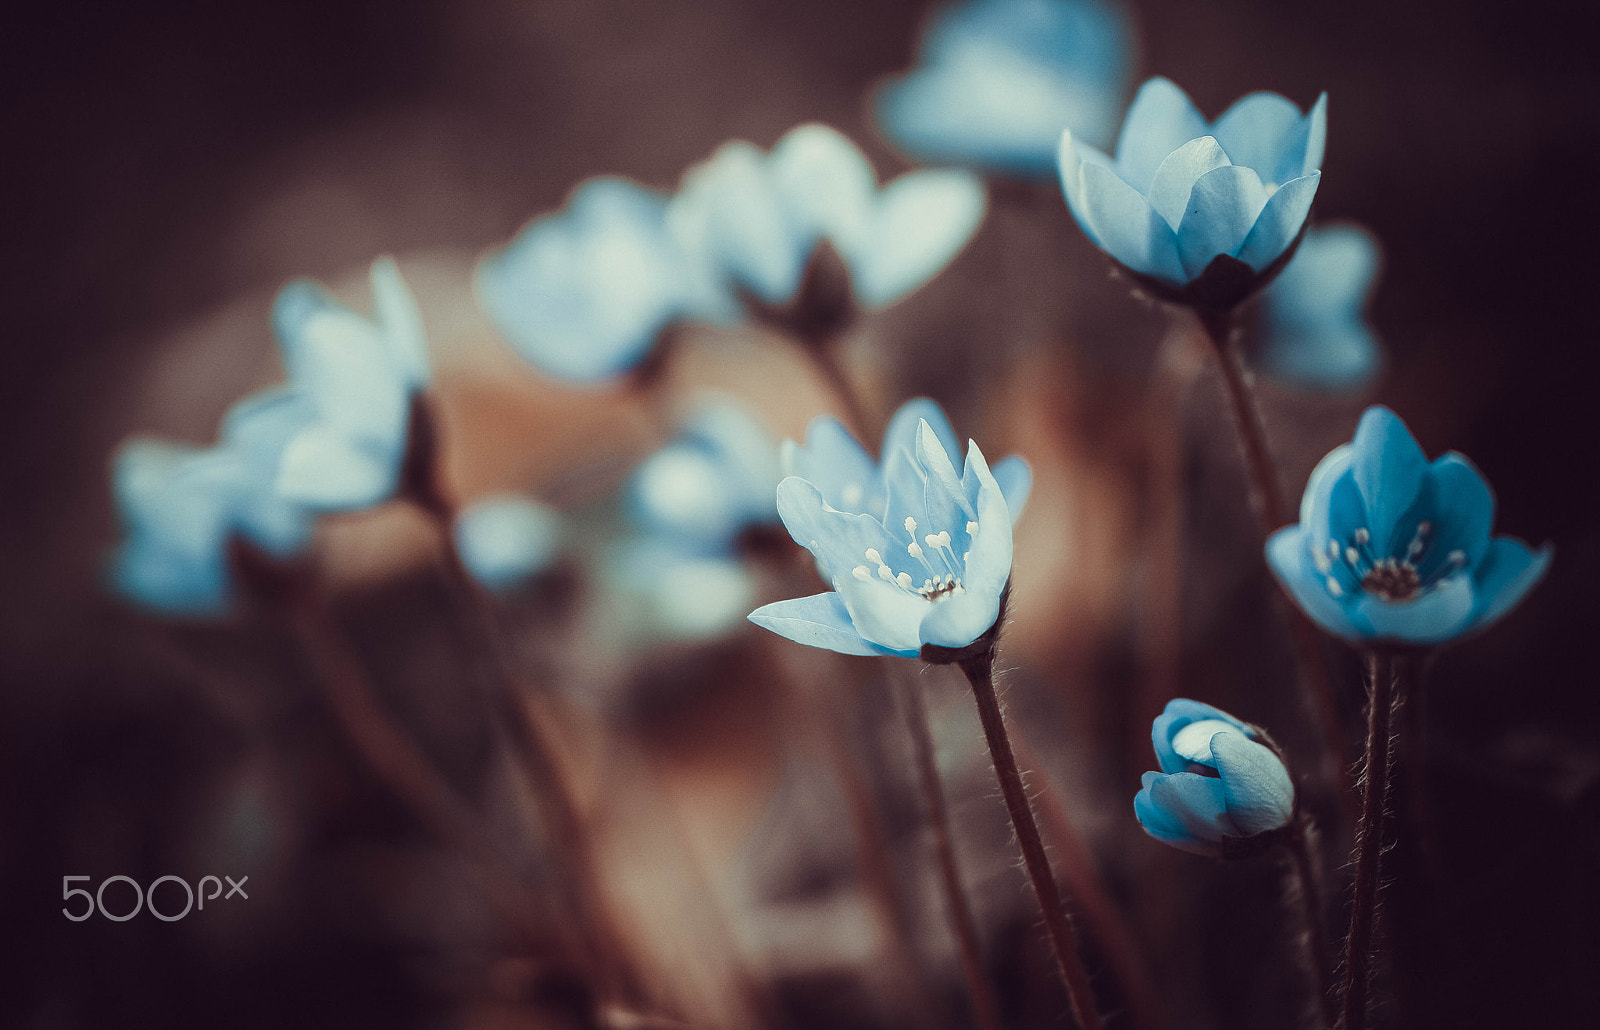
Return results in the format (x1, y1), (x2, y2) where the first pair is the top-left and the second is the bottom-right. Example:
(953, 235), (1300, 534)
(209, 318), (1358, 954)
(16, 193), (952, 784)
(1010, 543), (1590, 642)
(1257, 224), (1381, 391)
(875, 0), (1135, 176)
(271, 257), (431, 512)
(667, 124), (987, 311)
(454, 494), (564, 593)
(1058, 77), (1325, 301)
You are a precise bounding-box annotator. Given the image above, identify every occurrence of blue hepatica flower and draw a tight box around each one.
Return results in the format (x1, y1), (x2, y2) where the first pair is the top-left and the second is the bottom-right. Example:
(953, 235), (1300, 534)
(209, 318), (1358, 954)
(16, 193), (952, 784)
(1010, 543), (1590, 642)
(454, 494), (564, 593)
(478, 177), (728, 384)
(1267, 406), (1552, 646)
(112, 389), (317, 615)
(749, 401), (1028, 657)
(1257, 223), (1382, 391)
(1058, 76), (1325, 305)
(272, 258), (431, 512)
(667, 124), (987, 311)
(1134, 699), (1295, 856)
(875, 0), (1134, 177)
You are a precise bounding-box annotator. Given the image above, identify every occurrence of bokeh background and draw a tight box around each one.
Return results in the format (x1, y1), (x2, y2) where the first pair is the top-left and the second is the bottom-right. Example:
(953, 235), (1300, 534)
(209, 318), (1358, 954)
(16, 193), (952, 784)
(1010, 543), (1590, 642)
(3, 1), (1598, 1028)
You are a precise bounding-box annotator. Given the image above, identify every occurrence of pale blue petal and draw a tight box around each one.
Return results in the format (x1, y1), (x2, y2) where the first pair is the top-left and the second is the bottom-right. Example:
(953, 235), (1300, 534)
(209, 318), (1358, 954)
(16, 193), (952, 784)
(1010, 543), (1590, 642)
(1145, 135), (1231, 230)
(1266, 526), (1371, 640)
(917, 582), (1003, 649)
(1235, 172), (1321, 272)
(1468, 538), (1552, 632)
(1136, 776), (1219, 855)
(674, 141), (805, 305)
(916, 420), (978, 526)
(884, 398), (959, 464)
(1211, 731), (1294, 834)
(1113, 77), (1208, 193)
(1298, 443), (1354, 532)
(1175, 164), (1269, 280)
(112, 536), (231, 616)
(1076, 160), (1183, 283)
(1148, 770), (1233, 843)
(1210, 91), (1306, 182)
(768, 124), (877, 258)
(748, 592), (893, 657)
(1267, 224), (1380, 323)
(281, 306), (408, 443)
(953, 440), (1013, 601)
(369, 257), (431, 388)
(991, 455), (1032, 523)
(1152, 699), (1253, 774)
(277, 428), (396, 511)
(776, 477), (897, 580)
(221, 388), (317, 462)
(1354, 574), (1476, 645)
(785, 417), (877, 513)
(852, 168), (986, 308)
(1263, 325), (1380, 392)
(454, 495), (563, 591)
(832, 574), (933, 654)
(1300, 94), (1328, 177)
(1349, 406), (1428, 555)
(1415, 453), (1495, 574)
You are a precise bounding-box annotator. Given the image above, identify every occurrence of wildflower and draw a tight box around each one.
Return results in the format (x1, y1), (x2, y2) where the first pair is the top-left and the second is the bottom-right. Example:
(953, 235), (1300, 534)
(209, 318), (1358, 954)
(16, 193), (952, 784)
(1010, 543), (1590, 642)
(1257, 224), (1381, 390)
(1266, 406), (1551, 645)
(1134, 699), (1294, 856)
(749, 408), (1023, 657)
(668, 124), (987, 313)
(111, 389), (317, 615)
(453, 494), (564, 592)
(875, 0), (1134, 176)
(272, 258), (431, 511)
(1058, 76), (1325, 308)
(478, 177), (727, 384)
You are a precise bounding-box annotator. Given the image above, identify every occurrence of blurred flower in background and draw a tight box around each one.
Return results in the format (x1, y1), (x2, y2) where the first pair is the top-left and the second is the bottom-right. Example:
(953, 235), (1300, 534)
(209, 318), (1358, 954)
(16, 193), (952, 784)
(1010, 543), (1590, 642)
(875, 0), (1135, 176)
(1058, 76), (1324, 299)
(477, 177), (728, 384)
(668, 123), (987, 311)
(1256, 223), (1382, 390)
(1134, 699), (1294, 856)
(1267, 405), (1552, 645)
(271, 257), (432, 511)
(453, 493), (564, 592)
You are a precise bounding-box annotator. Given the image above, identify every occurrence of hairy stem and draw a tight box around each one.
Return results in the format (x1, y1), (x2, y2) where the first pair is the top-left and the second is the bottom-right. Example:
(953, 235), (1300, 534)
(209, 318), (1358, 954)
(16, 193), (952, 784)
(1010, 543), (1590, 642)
(1195, 309), (1353, 816)
(960, 655), (1104, 1030)
(1341, 651), (1399, 1030)
(1287, 821), (1335, 1027)
(896, 672), (1003, 1030)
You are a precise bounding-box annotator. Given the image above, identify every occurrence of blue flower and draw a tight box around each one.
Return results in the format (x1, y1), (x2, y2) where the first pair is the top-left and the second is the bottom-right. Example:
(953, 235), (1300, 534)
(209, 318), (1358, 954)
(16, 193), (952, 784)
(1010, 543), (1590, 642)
(477, 177), (729, 384)
(1266, 406), (1552, 646)
(1134, 699), (1295, 856)
(667, 124), (987, 311)
(874, 0), (1135, 176)
(749, 407), (1025, 657)
(112, 389), (317, 615)
(1257, 224), (1381, 391)
(453, 494), (564, 592)
(1058, 76), (1325, 305)
(271, 258), (431, 511)
(627, 400), (782, 555)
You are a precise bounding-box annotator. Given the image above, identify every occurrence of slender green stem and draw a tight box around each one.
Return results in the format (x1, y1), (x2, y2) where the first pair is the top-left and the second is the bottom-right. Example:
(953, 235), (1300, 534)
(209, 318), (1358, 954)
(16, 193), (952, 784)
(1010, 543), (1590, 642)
(1195, 309), (1354, 816)
(959, 655), (1103, 1030)
(1341, 651), (1400, 1030)
(1287, 821), (1335, 1027)
(896, 672), (1004, 1030)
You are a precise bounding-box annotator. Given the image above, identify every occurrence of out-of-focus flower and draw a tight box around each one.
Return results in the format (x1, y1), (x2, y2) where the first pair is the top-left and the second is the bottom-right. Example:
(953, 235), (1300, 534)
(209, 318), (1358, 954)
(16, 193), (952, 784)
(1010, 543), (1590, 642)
(1134, 699), (1294, 856)
(477, 178), (728, 384)
(272, 258), (431, 511)
(112, 390), (317, 615)
(1058, 77), (1325, 306)
(875, 0), (1134, 176)
(749, 414), (1021, 657)
(1267, 406), (1551, 646)
(782, 396), (1032, 523)
(454, 494), (564, 592)
(600, 539), (759, 643)
(1257, 224), (1381, 390)
(668, 124), (987, 312)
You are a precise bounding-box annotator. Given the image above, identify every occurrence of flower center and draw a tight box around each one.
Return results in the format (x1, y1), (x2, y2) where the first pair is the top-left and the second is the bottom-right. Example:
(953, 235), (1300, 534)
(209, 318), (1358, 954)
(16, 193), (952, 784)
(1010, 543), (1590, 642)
(848, 514), (973, 603)
(1361, 560), (1422, 602)
(1312, 520), (1467, 603)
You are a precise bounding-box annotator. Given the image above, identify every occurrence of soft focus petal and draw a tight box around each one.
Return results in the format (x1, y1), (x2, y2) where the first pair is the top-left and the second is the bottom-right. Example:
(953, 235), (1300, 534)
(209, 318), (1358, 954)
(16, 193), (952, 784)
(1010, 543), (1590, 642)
(1210, 731), (1294, 834)
(454, 495), (563, 592)
(1135, 773), (1219, 855)
(1210, 91), (1307, 182)
(1235, 171), (1320, 272)
(1113, 77), (1208, 192)
(369, 257), (430, 388)
(1468, 538), (1552, 632)
(1075, 159), (1183, 282)
(884, 398), (961, 464)
(748, 592), (893, 657)
(1175, 164), (1269, 280)
(1266, 526), (1370, 640)
(852, 169), (986, 308)
(1354, 574), (1476, 644)
(1349, 406), (1428, 554)
(1414, 453), (1496, 575)
(991, 455), (1032, 523)
(1148, 771), (1233, 843)
(277, 428), (396, 511)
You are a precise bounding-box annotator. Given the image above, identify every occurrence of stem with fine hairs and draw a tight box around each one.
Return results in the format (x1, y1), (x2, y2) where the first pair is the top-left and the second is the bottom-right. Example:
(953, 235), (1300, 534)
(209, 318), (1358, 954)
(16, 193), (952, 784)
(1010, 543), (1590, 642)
(1340, 651), (1400, 1030)
(1194, 308), (1353, 815)
(895, 670), (1003, 1030)
(1286, 820), (1335, 1027)
(959, 654), (1104, 1030)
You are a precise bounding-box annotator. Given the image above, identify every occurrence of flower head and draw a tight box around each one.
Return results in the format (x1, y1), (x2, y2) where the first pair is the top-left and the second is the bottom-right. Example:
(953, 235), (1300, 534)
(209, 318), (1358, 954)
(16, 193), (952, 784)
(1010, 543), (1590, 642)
(477, 177), (727, 384)
(1267, 406), (1551, 646)
(749, 401), (1028, 658)
(667, 124), (987, 312)
(875, 0), (1135, 176)
(1134, 699), (1295, 856)
(454, 494), (564, 592)
(1257, 223), (1381, 391)
(111, 390), (317, 616)
(272, 258), (431, 511)
(1058, 76), (1325, 307)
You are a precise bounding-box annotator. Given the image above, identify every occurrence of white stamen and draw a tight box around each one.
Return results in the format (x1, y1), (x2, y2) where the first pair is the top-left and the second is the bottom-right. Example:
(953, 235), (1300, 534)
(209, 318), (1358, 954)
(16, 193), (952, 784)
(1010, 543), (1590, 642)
(877, 565), (895, 582)
(904, 516), (918, 536)
(1354, 528), (1370, 544)
(966, 521), (979, 536)
(1448, 549), (1466, 565)
(1326, 576), (1344, 597)
(852, 566), (872, 582)
(896, 572), (914, 589)
(907, 541), (923, 559)
(1314, 547), (1333, 574)
(1328, 540), (1342, 559)
(865, 548), (883, 565)
(1416, 521), (1432, 535)
(925, 534), (941, 550)
(1346, 546), (1360, 566)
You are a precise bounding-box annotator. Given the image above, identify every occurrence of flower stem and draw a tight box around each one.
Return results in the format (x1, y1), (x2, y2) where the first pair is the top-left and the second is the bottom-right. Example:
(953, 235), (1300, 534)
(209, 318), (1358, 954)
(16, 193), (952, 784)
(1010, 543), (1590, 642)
(895, 671), (1004, 1030)
(1195, 309), (1353, 816)
(1286, 820), (1335, 1027)
(959, 654), (1104, 1030)
(1341, 651), (1400, 1030)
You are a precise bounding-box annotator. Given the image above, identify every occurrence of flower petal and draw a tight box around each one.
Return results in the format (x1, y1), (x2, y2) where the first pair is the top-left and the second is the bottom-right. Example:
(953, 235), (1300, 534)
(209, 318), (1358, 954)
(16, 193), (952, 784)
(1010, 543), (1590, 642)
(916, 420), (978, 526)
(1266, 526), (1372, 640)
(918, 581), (1003, 649)
(1211, 731), (1294, 834)
(1148, 770), (1233, 843)
(1413, 453), (1496, 577)
(884, 398), (961, 465)
(991, 455), (1032, 523)
(953, 440), (1014, 601)
(853, 168), (986, 308)
(1136, 774), (1219, 855)
(1145, 135), (1231, 230)
(277, 428), (397, 511)
(1075, 159), (1183, 283)
(1235, 171), (1321, 272)
(769, 124), (877, 257)
(833, 574), (934, 654)
(454, 495), (563, 591)
(1175, 164), (1269, 281)
(1113, 77), (1208, 193)
(370, 257), (430, 388)
(1152, 699), (1253, 774)
(748, 592), (893, 656)
(1354, 574), (1476, 645)
(784, 417), (878, 514)
(1348, 406), (1428, 556)
(1468, 537), (1552, 633)
(1210, 90), (1307, 182)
